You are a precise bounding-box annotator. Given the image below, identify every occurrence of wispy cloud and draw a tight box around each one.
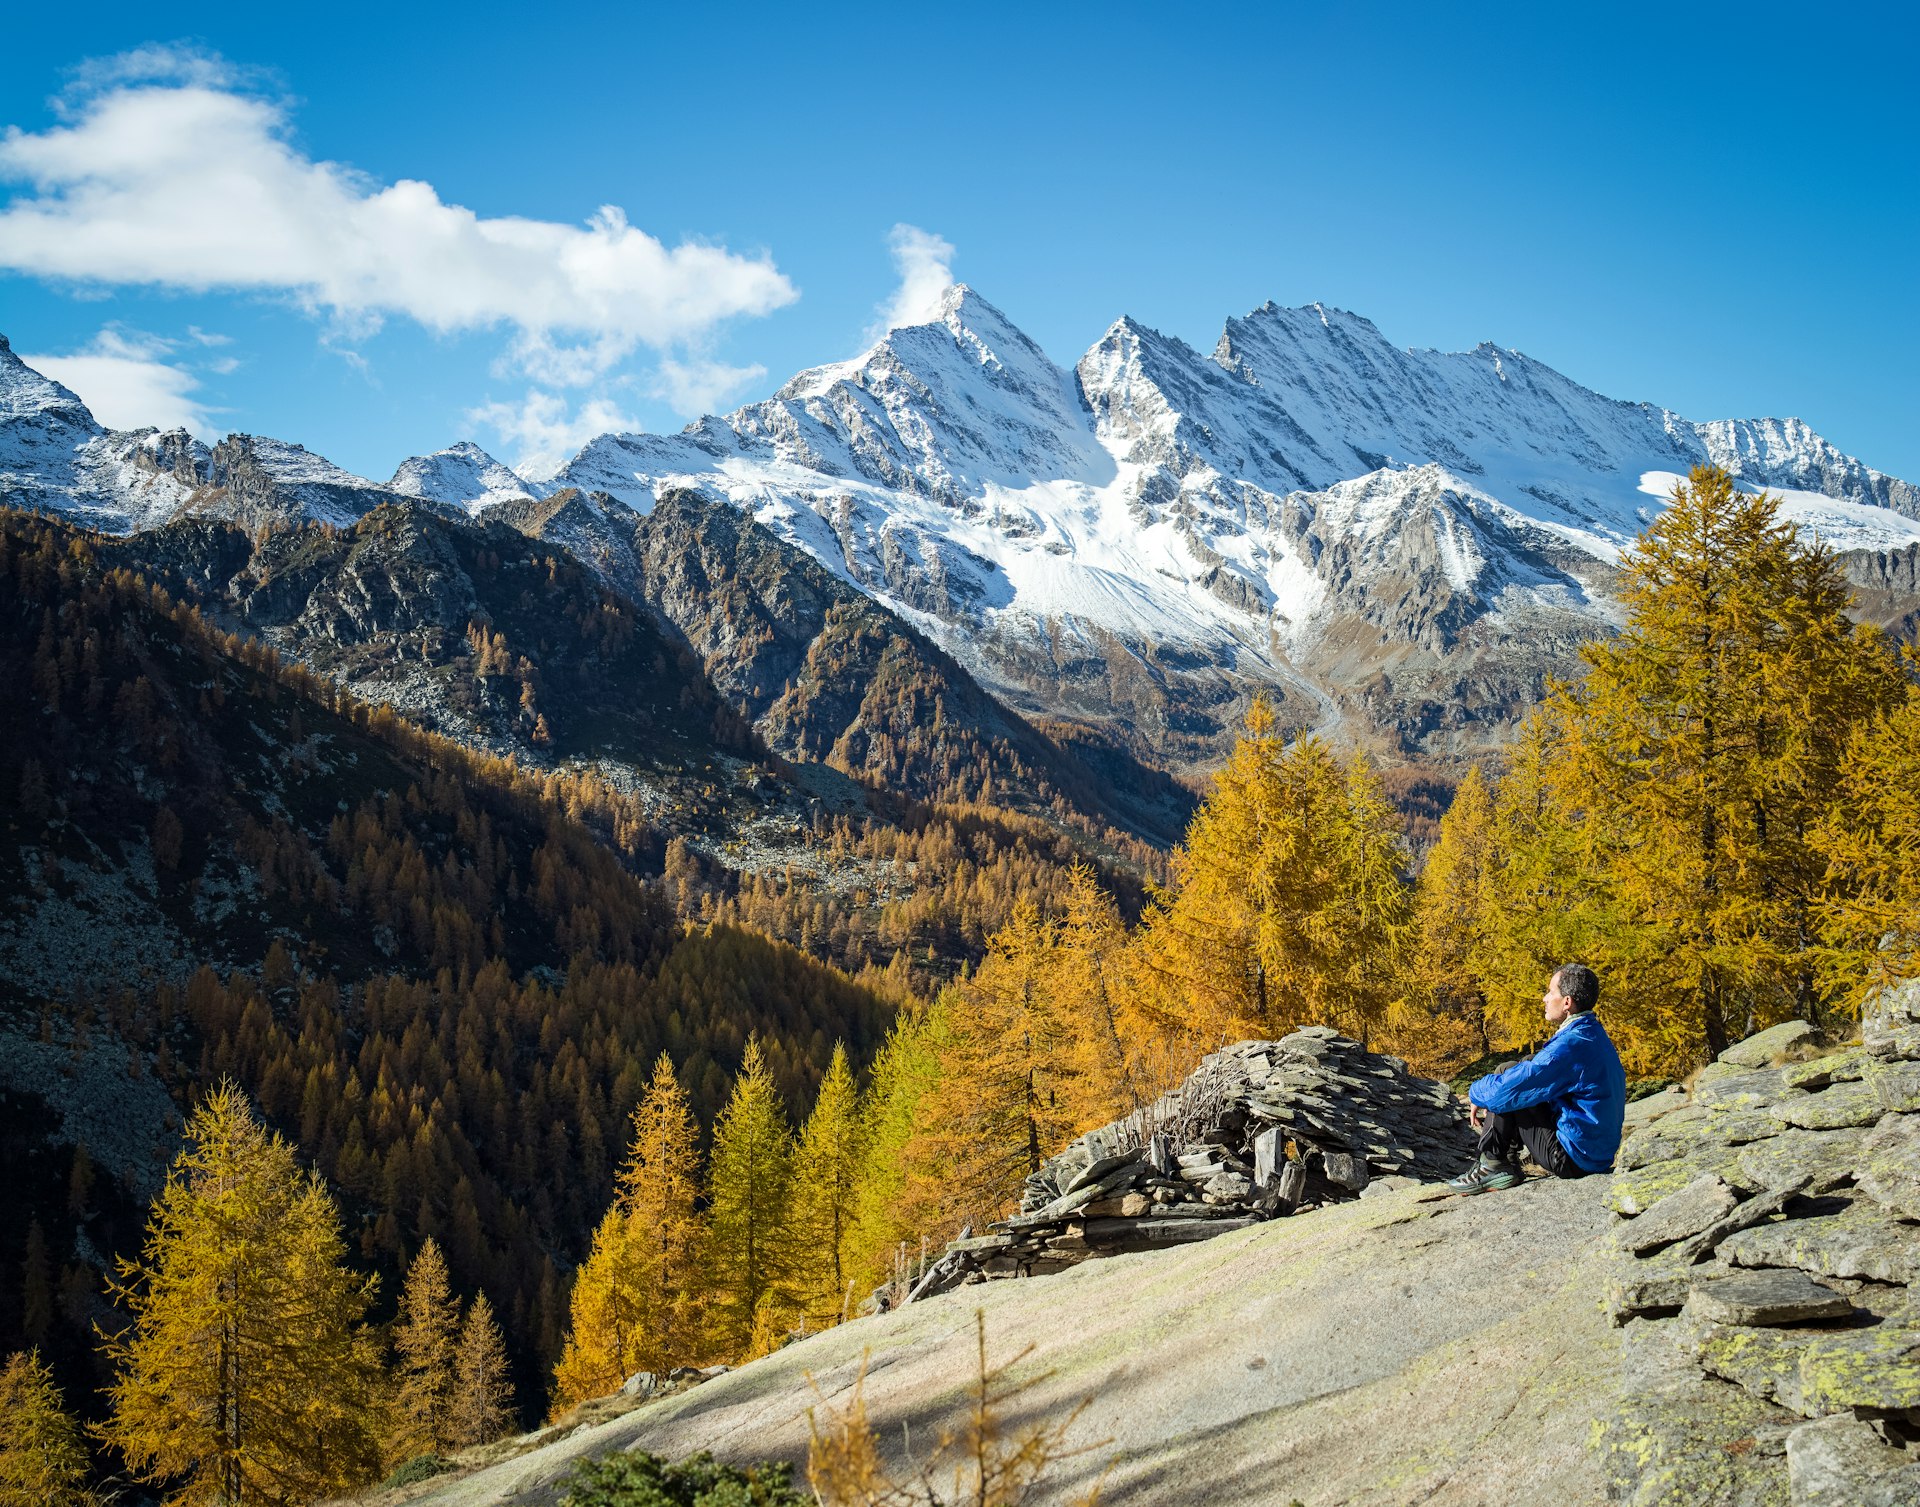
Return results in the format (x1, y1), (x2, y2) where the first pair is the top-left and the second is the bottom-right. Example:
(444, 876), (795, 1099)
(22, 324), (219, 435)
(650, 357), (767, 418)
(0, 45), (798, 388)
(868, 224), (956, 340)
(466, 390), (643, 479)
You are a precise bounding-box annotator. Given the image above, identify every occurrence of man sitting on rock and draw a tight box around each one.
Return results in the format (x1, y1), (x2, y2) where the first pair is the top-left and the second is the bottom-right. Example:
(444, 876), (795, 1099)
(1447, 963), (1627, 1194)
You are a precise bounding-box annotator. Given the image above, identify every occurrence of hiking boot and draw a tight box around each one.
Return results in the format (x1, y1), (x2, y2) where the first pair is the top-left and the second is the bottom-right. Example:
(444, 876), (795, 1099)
(1446, 1155), (1524, 1195)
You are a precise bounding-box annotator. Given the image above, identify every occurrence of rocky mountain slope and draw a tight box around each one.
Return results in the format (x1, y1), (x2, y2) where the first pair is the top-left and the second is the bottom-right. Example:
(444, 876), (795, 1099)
(387, 987), (1920, 1507)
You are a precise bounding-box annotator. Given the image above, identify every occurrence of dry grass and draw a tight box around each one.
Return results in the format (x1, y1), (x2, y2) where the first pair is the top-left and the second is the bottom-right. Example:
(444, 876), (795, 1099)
(807, 1311), (1108, 1507)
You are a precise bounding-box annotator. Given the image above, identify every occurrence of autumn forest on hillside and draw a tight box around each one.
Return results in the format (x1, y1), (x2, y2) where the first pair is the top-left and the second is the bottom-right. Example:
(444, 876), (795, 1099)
(6, 467), (1920, 1503)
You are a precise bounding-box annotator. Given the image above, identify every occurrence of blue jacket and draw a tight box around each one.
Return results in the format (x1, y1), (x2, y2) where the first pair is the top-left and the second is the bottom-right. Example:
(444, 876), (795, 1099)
(1468, 1011), (1627, 1173)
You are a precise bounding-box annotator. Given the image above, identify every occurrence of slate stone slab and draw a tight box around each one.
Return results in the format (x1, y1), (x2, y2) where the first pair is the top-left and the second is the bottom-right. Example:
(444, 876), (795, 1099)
(1670, 1175), (1811, 1262)
(1686, 1269), (1853, 1326)
(1857, 1111), (1920, 1220)
(1062, 1149), (1142, 1196)
(1082, 1215), (1258, 1248)
(1321, 1151), (1369, 1192)
(1719, 1195), (1920, 1286)
(1786, 1412), (1920, 1507)
(1618, 1109), (1711, 1171)
(1781, 1047), (1874, 1092)
(1719, 1019), (1817, 1069)
(1771, 1080), (1885, 1131)
(1617, 1173), (1740, 1254)
(1868, 1059), (1920, 1114)
(1865, 1024), (1920, 1062)
(1701, 1316), (1920, 1417)
(1695, 1065), (1790, 1111)
(1736, 1126), (1870, 1196)
(1705, 1110), (1785, 1146)
(1596, 1317), (1801, 1507)
(1603, 1246), (1734, 1325)
(1863, 978), (1920, 1040)
(1609, 1145), (1746, 1216)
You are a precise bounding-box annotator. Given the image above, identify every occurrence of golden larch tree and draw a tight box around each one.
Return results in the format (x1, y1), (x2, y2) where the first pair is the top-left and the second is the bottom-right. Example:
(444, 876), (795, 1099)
(1137, 709), (1412, 1046)
(553, 1054), (705, 1406)
(450, 1293), (514, 1449)
(388, 1237), (459, 1461)
(1813, 684), (1920, 1003)
(916, 900), (1074, 1230)
(846, 1006), (945, 1293)
(0, 1349), (94, 1507)
(97, 1081), (383, 1506)
(1552, 466), (1901, 1065)
(1406, 764), (1498, 1067)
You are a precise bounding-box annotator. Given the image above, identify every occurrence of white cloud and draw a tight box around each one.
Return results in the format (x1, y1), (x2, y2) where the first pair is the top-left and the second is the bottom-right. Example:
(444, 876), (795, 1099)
(467, 390), (642, 479)
(23, 325), (218, 436)
(870, 223), (956, 337)
(651, 356), (767, 418)
(0, 48), (798, 384)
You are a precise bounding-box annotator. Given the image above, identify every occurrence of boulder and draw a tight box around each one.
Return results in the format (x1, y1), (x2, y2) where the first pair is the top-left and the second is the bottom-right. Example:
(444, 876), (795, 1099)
(1685, 1270), (1853, 1326)
(1785, 1412), (1920, 1507)
(1718, 1020), (1817, 1069)
(1616, 1174), (1740, 1254)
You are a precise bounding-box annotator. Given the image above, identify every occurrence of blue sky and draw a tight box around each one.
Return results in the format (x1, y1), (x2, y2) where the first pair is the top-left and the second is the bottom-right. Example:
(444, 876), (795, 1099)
(2, 2), (1915, 482)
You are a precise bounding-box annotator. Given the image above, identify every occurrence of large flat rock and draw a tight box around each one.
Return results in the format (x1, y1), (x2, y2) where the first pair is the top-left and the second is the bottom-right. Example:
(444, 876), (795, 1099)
(411, 1179), (1621, 1507)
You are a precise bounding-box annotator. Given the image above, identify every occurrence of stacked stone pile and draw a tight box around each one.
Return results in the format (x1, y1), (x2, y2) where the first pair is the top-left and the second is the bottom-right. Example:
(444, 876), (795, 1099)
(903, 1027), (1475, 1299)
(1598, 979), (1920, 1506)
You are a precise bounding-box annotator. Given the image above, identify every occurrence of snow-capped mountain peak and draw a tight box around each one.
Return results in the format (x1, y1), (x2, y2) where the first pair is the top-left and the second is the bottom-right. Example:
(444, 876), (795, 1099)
(0, 334), (97, 426)
(390, 440), (533, 514)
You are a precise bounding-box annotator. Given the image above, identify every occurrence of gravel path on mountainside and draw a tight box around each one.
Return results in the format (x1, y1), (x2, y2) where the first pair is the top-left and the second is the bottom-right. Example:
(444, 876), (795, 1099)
(411, 1176), (1621, 1507)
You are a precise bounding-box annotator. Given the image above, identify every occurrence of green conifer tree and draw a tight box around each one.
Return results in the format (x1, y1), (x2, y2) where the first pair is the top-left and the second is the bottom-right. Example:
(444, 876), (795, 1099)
(789, 1044), (865, 1325)
(702, 1037), (795, 1359)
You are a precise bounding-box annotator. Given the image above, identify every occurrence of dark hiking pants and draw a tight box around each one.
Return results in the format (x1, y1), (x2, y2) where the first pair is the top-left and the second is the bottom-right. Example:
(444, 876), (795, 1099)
(1477, 1103), (1591, 1179)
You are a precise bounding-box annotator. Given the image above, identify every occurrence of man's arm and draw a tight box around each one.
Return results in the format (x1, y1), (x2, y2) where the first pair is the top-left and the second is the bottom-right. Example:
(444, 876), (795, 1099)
(1469, 1038), (1580, 1115)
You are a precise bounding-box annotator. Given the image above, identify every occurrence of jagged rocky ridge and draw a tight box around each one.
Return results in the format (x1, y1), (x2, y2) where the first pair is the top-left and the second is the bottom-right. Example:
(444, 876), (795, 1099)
(104, 496), (1191, 850)
(1594, 983), (1920, 1504)
(901, 1028), (1474, 1296)
(541, 288), (1920, 762)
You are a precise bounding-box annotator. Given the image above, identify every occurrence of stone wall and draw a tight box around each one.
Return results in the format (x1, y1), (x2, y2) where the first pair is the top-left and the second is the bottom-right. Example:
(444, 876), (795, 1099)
(901, 1026), (1476, 1300)
(1597, 980), (1920, 1505)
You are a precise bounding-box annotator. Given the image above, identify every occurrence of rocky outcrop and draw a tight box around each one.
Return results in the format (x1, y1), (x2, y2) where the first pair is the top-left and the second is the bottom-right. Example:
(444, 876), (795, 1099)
(1597, 982), (1920, 1505)
(903, 1029), (1474, 1295)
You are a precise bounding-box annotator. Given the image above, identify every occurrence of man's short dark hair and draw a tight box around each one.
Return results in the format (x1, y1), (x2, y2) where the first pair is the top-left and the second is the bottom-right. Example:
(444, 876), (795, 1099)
(1554, 963), (1600, 1012)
